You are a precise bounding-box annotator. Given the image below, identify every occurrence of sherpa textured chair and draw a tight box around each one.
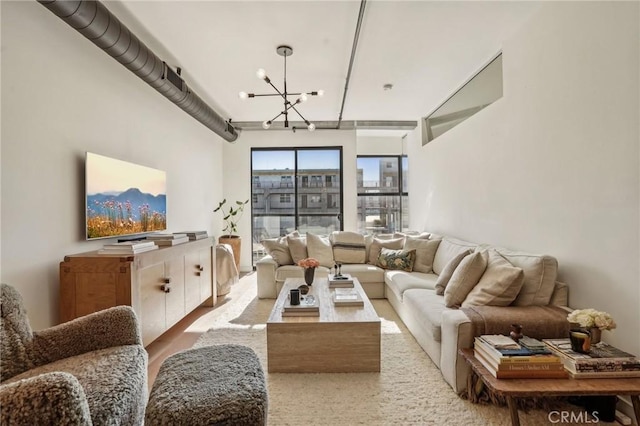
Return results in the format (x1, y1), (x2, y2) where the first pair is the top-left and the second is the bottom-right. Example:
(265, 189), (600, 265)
(0, 283), (148, 425)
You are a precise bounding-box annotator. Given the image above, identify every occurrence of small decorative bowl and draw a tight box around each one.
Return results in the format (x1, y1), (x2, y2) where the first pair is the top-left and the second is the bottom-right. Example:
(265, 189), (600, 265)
(297, 284), (310, 295)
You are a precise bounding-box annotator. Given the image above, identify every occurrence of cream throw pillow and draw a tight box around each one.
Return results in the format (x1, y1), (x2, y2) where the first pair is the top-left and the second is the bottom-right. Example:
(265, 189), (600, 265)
(434, 249), (472, 295)
(368, 237), (404, 265)
(444, 250), (488, 308)
(330, 231), (366, 264)
(262, 238), (293, 265)
(461, 249), (524, 308)
(287, 236), (308, 265)
(404, 237), (441, 273)
(306, 233), (334, 268)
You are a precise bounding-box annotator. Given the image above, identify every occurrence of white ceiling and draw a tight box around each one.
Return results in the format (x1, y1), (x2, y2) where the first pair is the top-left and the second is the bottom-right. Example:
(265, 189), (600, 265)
(116, 1), (541, 127)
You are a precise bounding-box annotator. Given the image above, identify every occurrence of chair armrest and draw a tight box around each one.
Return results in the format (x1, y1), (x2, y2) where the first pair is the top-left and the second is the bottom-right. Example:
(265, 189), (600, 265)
(0, 372), (92, 425)
(33, 306), (142, 364)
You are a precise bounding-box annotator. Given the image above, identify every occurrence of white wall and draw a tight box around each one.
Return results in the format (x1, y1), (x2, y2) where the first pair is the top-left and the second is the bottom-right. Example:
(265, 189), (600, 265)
(1, 2), (226, 329)
(408, 2), (639, 354)
(222, 129), (356, 271)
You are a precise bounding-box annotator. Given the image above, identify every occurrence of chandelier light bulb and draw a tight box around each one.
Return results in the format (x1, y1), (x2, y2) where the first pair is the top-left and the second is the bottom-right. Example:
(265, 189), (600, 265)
(262, 120), (271, 129)
(317, 90), (325, 97)
(238, 91), (248, 100)
(256, 68), (267, 80)
(307, 122), (316, 131)
(299, 93), (308, 103)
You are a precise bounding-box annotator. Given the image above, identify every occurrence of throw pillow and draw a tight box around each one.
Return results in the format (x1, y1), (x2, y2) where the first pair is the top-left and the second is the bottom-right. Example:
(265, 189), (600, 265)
(443, 250), (489, 308)
(377, 248), (416, 271)
(434, 249), (472, 295)
(461, 249), (524, 308)
(306, 233), (334, 268)
(330, 231), (366, 264)
(404, 237), (441, 273)
(368, 237), (404, 265)
(262, 237), (293, 266)
(286, 236), (308, 264)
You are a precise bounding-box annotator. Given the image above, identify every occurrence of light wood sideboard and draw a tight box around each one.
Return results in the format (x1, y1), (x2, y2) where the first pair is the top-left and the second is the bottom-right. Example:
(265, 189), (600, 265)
(59, 238), (215, 346)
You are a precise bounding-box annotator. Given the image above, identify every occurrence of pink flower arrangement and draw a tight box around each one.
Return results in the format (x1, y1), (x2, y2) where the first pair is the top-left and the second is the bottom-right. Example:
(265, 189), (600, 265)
(298, 258), (320, 268)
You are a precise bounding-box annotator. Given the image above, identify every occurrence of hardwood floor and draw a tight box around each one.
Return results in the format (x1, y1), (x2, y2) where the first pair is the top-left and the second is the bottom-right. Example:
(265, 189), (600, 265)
(145, 273), (250, 388)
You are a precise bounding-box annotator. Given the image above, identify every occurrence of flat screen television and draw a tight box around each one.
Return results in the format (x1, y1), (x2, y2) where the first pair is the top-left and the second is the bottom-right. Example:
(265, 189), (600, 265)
(86, 152), (167, 240)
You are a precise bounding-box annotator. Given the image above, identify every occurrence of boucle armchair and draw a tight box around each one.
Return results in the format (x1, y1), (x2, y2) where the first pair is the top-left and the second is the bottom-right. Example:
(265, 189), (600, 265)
(0, 283), (148, 425)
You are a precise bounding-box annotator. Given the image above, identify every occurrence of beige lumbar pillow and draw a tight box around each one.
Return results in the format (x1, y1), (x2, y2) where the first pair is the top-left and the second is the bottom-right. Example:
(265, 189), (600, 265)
(443, 250), (489, 308)
(368, 237), (404, 265)
(286, 235), (308, 265)
(404, 237), (441, 273)
(434, 249), (472, 295)
(461, 249), (524, 308)
(306, 233), (334, 268)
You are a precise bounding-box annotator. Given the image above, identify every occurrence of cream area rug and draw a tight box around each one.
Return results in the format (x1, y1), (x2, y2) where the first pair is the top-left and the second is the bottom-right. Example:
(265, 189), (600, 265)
(192, 273), (591, 425)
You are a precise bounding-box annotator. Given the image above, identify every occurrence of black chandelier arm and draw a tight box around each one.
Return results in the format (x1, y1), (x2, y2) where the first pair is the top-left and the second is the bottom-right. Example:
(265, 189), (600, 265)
(246, 91), (319, 98)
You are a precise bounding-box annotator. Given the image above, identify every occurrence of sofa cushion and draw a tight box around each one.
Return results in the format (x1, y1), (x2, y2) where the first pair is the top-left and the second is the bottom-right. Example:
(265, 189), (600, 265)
(402, 289), (447, 342)
(262, 237), (293, 266)
(434, 249), (472, 295)
(461, 249), (524, 308)
(404, 237), (441, 273)
(376, 248), (416, 271)
(368, 237), (404, 265)
(306, 233), (334, 268)
(444, 250), (488, 308)
(496, 248), (558, 306)
(432, 237), (478, 275)
(330, 231), (366, 264)
(385, 271), (438, 301)
(286, 236), (308, 264)
(340, 264), (384, 283)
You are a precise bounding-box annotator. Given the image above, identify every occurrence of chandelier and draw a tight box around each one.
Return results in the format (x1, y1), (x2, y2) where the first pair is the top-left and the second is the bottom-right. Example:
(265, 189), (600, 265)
(239, 45), (323, 131)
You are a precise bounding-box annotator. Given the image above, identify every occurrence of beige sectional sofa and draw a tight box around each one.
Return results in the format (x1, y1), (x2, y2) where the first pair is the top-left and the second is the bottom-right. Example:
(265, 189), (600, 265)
(256, 231), (569, 393)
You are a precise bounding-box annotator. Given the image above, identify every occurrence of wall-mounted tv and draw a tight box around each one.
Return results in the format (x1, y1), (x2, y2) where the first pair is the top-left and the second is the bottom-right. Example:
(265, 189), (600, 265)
(86, 152), (167, 240)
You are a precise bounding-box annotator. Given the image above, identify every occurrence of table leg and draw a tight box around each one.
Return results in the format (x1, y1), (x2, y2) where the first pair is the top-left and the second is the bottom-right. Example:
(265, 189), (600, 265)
(631, 395), (640, 426)
(506, 396), (520, 426)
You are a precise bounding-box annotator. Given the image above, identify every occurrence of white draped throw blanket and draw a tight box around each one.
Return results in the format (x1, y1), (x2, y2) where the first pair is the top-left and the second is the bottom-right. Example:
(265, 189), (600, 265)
(216, 244), (239, 296)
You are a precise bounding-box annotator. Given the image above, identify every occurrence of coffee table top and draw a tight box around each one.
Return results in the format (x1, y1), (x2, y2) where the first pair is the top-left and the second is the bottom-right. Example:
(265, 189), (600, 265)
(267, 277), (380, 324)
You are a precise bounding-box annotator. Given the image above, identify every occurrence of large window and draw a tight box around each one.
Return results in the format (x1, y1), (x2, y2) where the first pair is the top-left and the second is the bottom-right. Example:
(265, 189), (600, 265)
(357, 156), (408, 234)
(251, 148), (343, 264)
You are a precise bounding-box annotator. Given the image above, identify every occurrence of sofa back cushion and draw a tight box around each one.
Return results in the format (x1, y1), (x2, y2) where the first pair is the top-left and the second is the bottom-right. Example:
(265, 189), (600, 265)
(461, 249), (524, 308)
(404, 237), (441, 273)
(495, 248), (558, 306)
(262, 236), (294, 266)
(434, 249), (472, 295)
(330, 231), (366, 264)
(443, 250), (488, 308)
(432, 237), (478, 275)
(306, 233), (335, 268)
(367, 237), (404, 265)
(286, 236), (308, 264)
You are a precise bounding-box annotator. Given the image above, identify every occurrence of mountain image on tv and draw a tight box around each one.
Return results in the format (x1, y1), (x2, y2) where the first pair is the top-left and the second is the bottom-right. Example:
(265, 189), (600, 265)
(86, 153), (167, 239)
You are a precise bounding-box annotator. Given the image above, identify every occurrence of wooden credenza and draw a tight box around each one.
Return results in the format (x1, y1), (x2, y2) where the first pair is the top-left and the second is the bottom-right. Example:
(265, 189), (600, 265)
(60, 238), (216, 346)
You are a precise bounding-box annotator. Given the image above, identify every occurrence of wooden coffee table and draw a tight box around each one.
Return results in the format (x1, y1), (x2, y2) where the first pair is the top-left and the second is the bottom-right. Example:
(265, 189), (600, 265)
(266, 277), (381, 373)
(460, 348), (640, 426)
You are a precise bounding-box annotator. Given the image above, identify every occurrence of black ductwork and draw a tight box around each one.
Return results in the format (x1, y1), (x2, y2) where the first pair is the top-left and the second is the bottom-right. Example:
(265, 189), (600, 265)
(37, 0), (238, 142)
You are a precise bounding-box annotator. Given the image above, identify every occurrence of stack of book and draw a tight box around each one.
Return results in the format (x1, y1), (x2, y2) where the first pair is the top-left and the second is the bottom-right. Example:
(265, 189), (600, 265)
(474, 335), (567, 379)
(332, 287), (364, 307)
(282, 295), (320, 317)
(328, 273), (354, 288)
(98, 240), (159, 255)
(543, 339), (640, 378)
(176, 231), (208, 241)
(146, 233), (189, 246)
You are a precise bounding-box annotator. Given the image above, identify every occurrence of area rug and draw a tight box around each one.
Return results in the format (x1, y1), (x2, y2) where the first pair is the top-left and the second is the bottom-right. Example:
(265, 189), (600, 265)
(193, 274), (584, 425)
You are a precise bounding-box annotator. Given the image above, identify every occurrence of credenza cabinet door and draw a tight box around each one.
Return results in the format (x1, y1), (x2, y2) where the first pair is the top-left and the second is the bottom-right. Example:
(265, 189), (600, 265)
(139, 262), (166, 346)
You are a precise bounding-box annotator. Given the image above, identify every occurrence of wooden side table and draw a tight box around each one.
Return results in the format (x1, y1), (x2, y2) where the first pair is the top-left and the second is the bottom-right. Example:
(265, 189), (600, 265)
(460, 349), (640, 426)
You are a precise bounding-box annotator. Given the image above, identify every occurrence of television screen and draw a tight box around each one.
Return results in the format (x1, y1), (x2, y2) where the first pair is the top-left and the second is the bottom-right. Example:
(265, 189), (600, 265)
(86, 152), (167, 240)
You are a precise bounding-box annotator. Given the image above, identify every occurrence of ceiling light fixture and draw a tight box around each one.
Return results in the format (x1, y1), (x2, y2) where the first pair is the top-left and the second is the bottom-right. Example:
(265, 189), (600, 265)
(239, 45), (323, 131)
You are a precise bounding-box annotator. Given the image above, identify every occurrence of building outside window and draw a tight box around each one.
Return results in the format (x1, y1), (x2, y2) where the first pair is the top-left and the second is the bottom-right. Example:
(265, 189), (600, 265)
(356, 155), (408, 234)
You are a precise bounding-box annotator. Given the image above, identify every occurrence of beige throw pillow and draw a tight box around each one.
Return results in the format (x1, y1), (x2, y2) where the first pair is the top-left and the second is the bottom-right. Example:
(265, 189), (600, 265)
(331, 231), (366, 264)
(306, 233), (334, 268)
(461, 249), (524, 308)
(287, 236), (308, 265)
(404, 237), (441, 273)
(368, 237), (404, 265)
(434, 249), (472, 295)
(444, 251), (489, 308)
(262, 237), (293, 266)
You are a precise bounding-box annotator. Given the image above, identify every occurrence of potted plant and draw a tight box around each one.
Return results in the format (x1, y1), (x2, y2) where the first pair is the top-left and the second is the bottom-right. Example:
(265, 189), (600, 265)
(214, 199), (249, 268)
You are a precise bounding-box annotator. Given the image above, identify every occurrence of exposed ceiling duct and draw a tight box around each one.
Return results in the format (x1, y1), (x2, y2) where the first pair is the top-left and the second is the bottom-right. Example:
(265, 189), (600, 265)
(37, 0), (238, 142)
